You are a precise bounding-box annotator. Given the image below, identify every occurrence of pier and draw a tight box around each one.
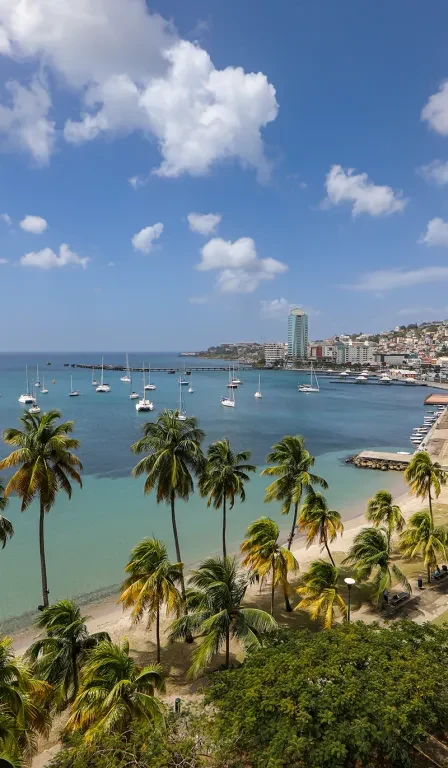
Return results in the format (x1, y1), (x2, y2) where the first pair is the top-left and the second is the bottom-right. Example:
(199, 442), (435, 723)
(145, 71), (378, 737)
(71, 363), (251, 373)
(347, 451), (412, 471)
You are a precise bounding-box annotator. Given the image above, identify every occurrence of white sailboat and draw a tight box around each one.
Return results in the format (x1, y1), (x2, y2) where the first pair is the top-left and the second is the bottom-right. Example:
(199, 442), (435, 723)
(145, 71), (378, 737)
(254, 374), (262, 399)
(221, 387), (235, 407)
(41, 375), (48, 394)
(96, 357), (111, 393)
(144, 363), (156, 391)
(120, 354), (131, 383)
(136, 366), (154, 411)
(298, 362), (320, 393)
(188, 371), (195, 393)
(227, 366), (238, 388)
(129, 369), (139, 400)
(177, 378), (187, 420)
(34, 365), (41, 387)
(69, 375), (80, 397)
(29, 387), (41, 414)
(18, 366), (36, 404)
(92, 366), (99, 386)
(230, 361), (243, 385)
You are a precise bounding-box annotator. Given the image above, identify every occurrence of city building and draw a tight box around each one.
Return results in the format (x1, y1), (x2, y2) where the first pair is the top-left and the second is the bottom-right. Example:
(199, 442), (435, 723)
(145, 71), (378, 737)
(264, 341), (288, 366)
(335, 340), (378, 365)
(308, 341), (336, 360)
(288, 308), (308, 359)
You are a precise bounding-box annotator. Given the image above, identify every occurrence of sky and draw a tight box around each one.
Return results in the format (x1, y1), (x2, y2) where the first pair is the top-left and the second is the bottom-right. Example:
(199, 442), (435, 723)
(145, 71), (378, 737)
(1, 0), (448, 351)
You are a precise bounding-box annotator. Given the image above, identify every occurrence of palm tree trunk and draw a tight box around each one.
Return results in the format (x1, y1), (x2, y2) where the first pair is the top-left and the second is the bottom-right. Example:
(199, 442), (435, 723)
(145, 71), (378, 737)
(287, 502), (299, 551)
(284, 592), (292, 612)
(427, 564), (431, 584)
(39, 500), (49, 608)
(271, 564), (275, 617)
(156, 603), (161, 664)
(323, 532), (335, 566)
(72, 648), (79, 699)
(170, 491), (186, 602)
(428, 486), (434, 527)
(222, 496), (227, 559)
(225, 625), (230, 668)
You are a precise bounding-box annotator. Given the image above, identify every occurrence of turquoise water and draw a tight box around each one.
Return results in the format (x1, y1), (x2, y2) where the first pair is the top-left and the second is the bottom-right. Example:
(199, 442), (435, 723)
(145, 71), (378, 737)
(0, 353), (437, 622)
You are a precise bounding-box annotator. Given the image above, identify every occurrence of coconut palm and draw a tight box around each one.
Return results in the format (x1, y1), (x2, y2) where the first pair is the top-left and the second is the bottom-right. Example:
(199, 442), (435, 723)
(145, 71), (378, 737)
(0, 636), (50, 762)
(405, 451), (447, 526)
(169, 557), (277, 677)
(399, 510), (448, 584)
(120, 538), (182, 663)
(297, 492), (343, 566)
(343, 527), (411, 602)
(296, 560), (347, 629)
(0, 411), (82, 608)
(131, 410), (205, 603)
(366, 490), (405, 549)
(25, 600), (110, 706)
(0, 479), (13, 550)
(241, 517), (299, 614)
(199, 439), (256, 558)
(65, 639), (165, 740)
(261, 436), (328, 550)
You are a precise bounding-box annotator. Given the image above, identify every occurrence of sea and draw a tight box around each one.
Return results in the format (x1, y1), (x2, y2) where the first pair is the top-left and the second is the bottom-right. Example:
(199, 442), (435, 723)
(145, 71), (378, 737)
(0, 352), (438, 625)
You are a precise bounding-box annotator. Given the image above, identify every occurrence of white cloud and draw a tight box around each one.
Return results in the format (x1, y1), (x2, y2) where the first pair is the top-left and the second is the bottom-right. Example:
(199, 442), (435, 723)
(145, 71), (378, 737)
(419, 160), (448, 186)
(0, 258), (8, 264)
(260, 297), (295, 319)
(324, 164), (407, 217)
(422, 82), (448, 135)
(197, 237), (287, 293)
(107, 261), (115, 267)
(20, 243), (88, 270)
(350, 266), (448, 292)
(187, 212), (221, 236)
(188, 295), (209, 304)
(0, 213), (11, 225)
(19, 215), (48, 234)
(131, 222), (163, 253)
(0, 0), (278, 176)
(128, 175), (146, 190)
(419, 218), (448, 247)
(0, 77), (55, 163)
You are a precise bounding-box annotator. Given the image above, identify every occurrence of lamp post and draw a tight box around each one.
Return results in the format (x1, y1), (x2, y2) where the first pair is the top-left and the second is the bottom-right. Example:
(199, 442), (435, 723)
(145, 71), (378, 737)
(344, 577), (356, 623)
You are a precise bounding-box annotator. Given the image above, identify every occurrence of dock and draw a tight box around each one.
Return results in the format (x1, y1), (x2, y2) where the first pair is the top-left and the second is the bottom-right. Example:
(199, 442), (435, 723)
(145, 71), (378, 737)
(71, 364), (251, 373)
(347, 451), (412, 471)
(424, 393), (448, 405)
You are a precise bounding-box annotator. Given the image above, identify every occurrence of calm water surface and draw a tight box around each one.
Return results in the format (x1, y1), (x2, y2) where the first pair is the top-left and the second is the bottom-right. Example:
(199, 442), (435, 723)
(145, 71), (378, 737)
(0, 353), (437, 623)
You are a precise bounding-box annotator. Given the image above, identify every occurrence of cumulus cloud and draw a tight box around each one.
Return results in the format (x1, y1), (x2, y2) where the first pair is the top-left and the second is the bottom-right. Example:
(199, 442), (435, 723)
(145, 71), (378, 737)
(128, 175), (146, 189)
(421, 82), (448, 135)
(0, 77), (55, 164)
(419, 160), (448, 186)
(419, 218), (448, 247)
(324, 164), (407, 217)
(0, 1), (278, 176)
(131, 222), (163, 253)
(20, 243), (88, 270)
(0, 258), (8, 264)
(187, 212), (221, 236)
(349, 266), (448, 292)
(260, 297), (296, 318)
(1, 213), (11, 225)
(19, 215), (48, 234)
(197, 237), (287, 293)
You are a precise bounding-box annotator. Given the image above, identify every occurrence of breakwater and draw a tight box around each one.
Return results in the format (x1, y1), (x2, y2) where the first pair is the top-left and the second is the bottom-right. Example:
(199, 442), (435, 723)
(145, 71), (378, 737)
(346, 450), (412, 471)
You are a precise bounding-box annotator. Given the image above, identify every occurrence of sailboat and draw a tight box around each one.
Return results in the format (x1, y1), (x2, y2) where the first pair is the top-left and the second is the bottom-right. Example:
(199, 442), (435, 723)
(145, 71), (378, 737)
(92, 366), (99, 386)
(96, 357), (111, 393)
(298, 362), (320, 393)
(136, 366), (154, 411)
(129, 369), (139, 400)
(120, 354), (131, 383)
(69, 375), (80, 397)
(41, 374), (48, 394)
(254, 374), (262, 399)
(29, 387), (41, 414)
(34, 365), (41, 387)
(188, 371), (195, 393)
(221, 386), (235, 407)
(144, 362), (156, 391)
(18, 366), (36, 404)
(177, 378), (187, 420)
(227, 366), (238, 388)
(231, 361), (243, 385)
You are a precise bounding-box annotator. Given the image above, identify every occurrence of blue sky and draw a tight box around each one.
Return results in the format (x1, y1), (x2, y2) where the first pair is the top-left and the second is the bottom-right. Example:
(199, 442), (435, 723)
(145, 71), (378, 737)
(1, 0), (448, 351)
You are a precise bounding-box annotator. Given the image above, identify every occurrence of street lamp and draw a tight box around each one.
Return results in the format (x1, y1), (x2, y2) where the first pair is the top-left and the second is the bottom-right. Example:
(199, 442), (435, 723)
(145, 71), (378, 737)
(344, 577), (356, 623)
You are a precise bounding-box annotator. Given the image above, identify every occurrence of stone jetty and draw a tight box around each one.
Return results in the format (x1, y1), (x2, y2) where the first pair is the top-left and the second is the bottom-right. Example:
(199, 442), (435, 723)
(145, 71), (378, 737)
(346, 450), (412, 471)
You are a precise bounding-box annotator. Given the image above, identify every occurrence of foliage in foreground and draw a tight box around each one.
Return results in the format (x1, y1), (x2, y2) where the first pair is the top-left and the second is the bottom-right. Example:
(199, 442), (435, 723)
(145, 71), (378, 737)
(207, 621), (448, 768)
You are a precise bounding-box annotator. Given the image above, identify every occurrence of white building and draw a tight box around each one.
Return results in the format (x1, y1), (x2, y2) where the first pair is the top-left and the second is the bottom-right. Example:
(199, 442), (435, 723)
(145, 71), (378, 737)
(336, 341), (377, 365)
(264, 341), (288, 365)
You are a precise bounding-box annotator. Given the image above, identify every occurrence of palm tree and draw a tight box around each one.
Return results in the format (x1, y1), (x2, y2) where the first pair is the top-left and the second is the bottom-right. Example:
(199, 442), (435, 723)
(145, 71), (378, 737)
(0, 636), (50, 762)
(120, 538), (182, 663)
(297, 492), (343, 566)
(25, 600), (110, 705)
(0, 411), (82, 608)
(405, 451), (447, 526)
(241, 517), (299, 614)
(0, 479), (13, 550)
(169, 557), (277, 677)
(261, 436), (328, 550)
(296, 560), (347, 629)
(65, 639), (165, 740)
(199, 439), (256, 558)
(366, 490), (405, 549)
(131, 410), (205, 603)
(343, 527), (411, 602)
(400, 510), (448, 584)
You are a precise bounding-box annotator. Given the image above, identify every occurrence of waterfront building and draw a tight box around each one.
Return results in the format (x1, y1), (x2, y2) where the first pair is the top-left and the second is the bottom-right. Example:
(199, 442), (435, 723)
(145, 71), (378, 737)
(264, 341), (288, 366)
(308, 341), (336, 361)
(287, 308), (308, 359)
(336, 340), (377, 365)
